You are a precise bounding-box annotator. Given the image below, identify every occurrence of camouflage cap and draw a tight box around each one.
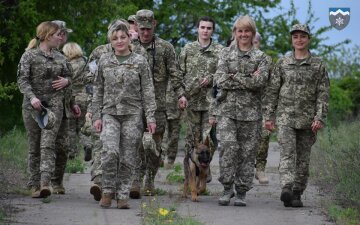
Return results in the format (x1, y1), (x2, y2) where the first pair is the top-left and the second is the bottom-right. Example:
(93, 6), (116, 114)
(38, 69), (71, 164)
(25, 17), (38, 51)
(52, 20), (73, 33)
(128, 15), (137, 23)
(290, 24), (310, 36)
(32, 107), (56, 130)
(136, 9), (154, 29)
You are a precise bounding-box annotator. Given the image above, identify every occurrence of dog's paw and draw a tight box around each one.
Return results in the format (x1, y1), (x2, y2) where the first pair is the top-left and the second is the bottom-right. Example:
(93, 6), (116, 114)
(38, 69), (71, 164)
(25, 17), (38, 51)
(191, 195), (199, 202)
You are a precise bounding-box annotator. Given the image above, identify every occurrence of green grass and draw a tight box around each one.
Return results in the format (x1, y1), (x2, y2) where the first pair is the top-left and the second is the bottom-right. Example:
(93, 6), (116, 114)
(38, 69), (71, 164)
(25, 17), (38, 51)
(166, 163), (184, 184)
(0, 127), (28, 172)
(65, 155), (86, 173)
(310, 120), (360, 224)
(328, 205), (359, 225)
(141, 197), (204, 225)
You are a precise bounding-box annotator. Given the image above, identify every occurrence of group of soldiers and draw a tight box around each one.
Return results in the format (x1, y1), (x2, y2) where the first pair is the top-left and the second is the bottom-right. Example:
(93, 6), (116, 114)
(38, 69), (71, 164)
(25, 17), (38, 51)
(17, 8), (329, 210)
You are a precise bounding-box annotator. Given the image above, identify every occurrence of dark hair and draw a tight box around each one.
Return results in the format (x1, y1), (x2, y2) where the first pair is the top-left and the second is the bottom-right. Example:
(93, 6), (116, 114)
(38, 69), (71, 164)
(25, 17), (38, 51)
(197, 16), (216, 30)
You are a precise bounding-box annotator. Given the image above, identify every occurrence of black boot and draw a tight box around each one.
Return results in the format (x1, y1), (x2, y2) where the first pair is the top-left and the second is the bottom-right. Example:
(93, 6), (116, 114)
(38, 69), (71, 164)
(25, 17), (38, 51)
(84, 146), (92, 161)
(291, 190), (303, 207)
(280, 187), (293, 207)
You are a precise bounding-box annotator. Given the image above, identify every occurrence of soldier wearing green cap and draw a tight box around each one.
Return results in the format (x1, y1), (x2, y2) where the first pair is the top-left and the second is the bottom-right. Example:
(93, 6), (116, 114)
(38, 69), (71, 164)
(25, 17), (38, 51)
(264, 23), (329, 207)
(131, 9), (187, 197)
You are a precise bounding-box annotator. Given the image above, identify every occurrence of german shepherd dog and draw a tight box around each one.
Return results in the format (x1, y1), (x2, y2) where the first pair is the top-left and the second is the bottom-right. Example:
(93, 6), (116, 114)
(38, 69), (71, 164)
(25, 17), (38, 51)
(183, 137), (212, 202)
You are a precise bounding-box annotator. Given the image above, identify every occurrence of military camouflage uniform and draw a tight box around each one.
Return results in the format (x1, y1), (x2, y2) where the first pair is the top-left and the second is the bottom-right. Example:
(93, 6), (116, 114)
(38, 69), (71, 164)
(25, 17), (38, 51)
(263, 52), (329, 193)
(17, 47), (72, 189)
(83, 42), (148, 185)
(67, 56), (90, 158)
(133, 35), (184, 190)
(179, 40), (223, 155)
(92, 51), (156, 200)
(162, 82), (181, 164)
(212, 45), (271, 194)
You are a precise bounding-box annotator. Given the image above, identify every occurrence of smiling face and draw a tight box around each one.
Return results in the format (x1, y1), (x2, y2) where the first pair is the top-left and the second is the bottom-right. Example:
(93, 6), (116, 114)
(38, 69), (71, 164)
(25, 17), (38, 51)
(291, 31), (310, 51)
(234, 26), (254, 48)
(110, 30), (130, 55)
(197, 21), (214, 42)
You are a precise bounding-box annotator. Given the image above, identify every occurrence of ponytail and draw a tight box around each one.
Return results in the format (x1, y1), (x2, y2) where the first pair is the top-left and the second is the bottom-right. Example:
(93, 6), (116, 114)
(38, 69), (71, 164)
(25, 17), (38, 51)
(26, 38), (39, 51)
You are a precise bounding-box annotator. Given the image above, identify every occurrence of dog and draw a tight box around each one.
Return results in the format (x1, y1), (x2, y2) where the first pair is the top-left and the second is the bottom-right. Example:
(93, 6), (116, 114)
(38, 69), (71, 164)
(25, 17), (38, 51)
(183, 137), (212, 202)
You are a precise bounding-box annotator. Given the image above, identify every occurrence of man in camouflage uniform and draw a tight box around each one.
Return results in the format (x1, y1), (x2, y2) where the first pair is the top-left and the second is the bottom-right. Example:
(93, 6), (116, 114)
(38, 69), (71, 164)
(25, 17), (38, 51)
(264, 24), (329, 207)
(91, 22), (156, 208)
(84, 19), (148, 201)
(50, 21), (82, 194)
(162, 82), (181, 169)
(212, 15), (271, 206)
(132, 9), (186, 196)
(179, 16), (223, 180)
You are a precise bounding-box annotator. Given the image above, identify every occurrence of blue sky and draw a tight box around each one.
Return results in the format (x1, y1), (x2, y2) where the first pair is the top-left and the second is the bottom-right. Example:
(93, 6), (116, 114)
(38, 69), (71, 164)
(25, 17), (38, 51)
(269, 0), (359, 48)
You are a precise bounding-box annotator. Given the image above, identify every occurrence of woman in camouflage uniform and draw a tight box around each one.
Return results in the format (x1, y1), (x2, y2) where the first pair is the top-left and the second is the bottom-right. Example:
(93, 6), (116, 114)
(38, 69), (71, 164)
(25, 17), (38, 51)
(92, 22), (157, 209)
(212, 15), (271, 206)
(264, 24), (329, 208)
(17, 21), (72, 198)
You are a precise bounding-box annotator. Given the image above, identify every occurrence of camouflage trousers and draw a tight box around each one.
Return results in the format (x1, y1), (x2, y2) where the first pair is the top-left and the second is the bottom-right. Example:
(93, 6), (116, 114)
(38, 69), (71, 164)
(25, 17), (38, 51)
(161, 117), (180, 163)
(67, 100), (92, 158)
(52, 116), (71, 186)
(217, 116), (261, 193)
(90, 132), (102, 184)
(100, 114), (143, 200)
(23, 106), (63, 188)
(134, 111), (166, 187)
(277, 125), (316, 193)
(255, 125), (271, 171)
(185, 110), (216, 155)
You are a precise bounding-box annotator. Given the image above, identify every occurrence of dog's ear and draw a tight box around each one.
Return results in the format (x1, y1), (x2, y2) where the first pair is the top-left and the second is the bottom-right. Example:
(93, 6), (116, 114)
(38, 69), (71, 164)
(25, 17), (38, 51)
(203, 136), (210, 147)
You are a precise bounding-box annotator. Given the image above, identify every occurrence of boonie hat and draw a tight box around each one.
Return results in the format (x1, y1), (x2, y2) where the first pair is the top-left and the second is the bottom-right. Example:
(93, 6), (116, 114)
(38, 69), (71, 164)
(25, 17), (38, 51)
(128, 15), (137, 23)
(136, 9), (154, 29)
(290, 24), (310, 36)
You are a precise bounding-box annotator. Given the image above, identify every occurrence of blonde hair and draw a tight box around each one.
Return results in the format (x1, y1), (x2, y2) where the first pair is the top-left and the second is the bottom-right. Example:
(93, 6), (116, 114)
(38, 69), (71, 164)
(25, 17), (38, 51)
(26, 21), (60, 51)
(108, 22), (133, 51)
(230, 15), (257, 47)
(62, 42), (84, 60)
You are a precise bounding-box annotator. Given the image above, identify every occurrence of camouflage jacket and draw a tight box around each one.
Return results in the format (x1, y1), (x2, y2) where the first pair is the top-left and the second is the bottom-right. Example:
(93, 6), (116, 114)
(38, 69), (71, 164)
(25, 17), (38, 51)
(92, 52), (156, 123)
(69, 56), (87, 102)
(138, 36), (184, 112)
(84, 42), (148, 113)
(165, 81), (180, 119)
(179, 40), (223, 111)
(211, 45), (271, 121)
(17, 47), (72, 110)
(263, 52), (329, 129)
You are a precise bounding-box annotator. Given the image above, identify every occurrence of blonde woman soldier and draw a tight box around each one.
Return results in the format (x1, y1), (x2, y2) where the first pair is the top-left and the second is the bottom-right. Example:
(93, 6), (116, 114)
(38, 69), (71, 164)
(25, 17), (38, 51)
(17, 21), (72, 198)
(211, 15), (271, 206)
(92, 22), (157, 209)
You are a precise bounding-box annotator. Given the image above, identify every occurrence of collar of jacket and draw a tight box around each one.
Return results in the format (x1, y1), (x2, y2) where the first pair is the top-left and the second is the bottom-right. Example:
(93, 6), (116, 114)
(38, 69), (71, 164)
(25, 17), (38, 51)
(289, 50), (313, 65)
(36, 47), (56, 59)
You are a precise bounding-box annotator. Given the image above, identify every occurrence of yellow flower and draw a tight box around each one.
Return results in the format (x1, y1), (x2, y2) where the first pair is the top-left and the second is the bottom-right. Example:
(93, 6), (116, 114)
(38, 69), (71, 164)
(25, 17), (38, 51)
(142, 203), (147, 208)
(158, 208), (169, 216)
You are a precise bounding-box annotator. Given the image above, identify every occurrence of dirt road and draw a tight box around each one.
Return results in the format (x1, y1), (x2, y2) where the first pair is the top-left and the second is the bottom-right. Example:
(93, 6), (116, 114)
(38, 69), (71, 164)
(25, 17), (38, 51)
(4, 142), (333, 225)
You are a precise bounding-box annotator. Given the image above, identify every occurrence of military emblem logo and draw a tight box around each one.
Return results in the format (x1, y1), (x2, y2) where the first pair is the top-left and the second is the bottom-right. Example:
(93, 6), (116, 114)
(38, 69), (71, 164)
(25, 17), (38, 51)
(329, 8), (350, 30)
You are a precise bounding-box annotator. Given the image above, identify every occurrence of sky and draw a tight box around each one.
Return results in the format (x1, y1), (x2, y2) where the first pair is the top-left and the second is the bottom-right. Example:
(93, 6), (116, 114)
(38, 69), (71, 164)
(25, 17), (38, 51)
(267, 0), (359, 48)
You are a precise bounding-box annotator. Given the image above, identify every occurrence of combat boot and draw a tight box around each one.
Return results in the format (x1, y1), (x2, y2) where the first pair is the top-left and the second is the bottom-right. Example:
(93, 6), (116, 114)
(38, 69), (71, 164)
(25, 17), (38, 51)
(129, 181), (141, 199)
(218, 188), (235, 206)
(143, 176), (155, 196)
(117, 199), (130, 209)
(52, 183), (65, 194)
(40, 182), (51, 198)
(291, 190), (303, 207)
(100, 193), (114, 208)
(234, 192), (247, 206)
(84, 146), (92, 162)
(255, 170), (269, 185)
(90, 183), (102, 201)
(280, 187), (293, 207)
(30, 186), (41, 198)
